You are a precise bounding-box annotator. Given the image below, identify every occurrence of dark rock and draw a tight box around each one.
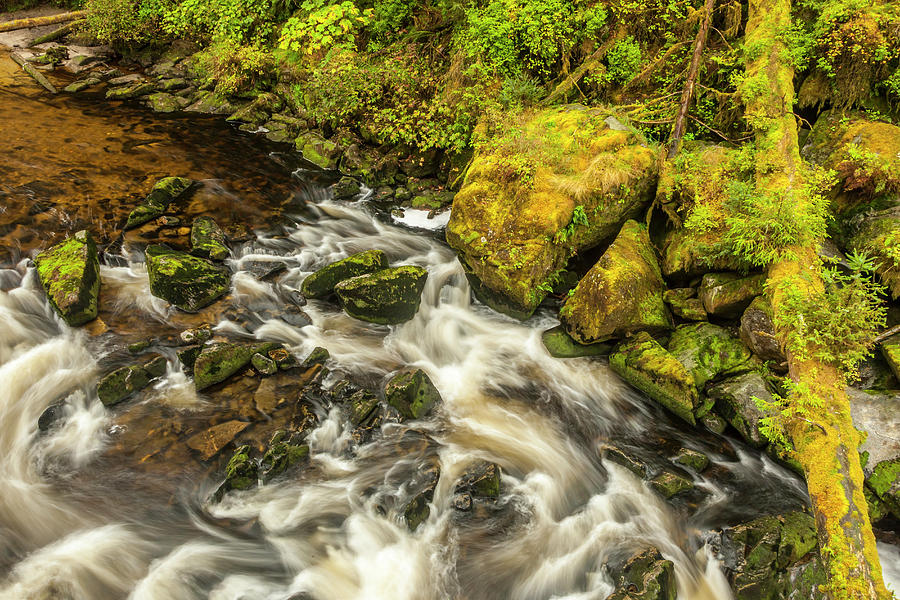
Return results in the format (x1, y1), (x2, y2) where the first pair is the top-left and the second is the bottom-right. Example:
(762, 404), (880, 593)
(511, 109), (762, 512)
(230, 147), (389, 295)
(606, 547), (677, 600)
(740, 296), (785, 365)
(698, 273), (765, 318)
(38, 402), (65, 433)
(332, 176), (361, 200)
(268, 347), (298, 370)
(663, 288), (707, 321)
(189, 216), (229, 260)
(193, 341), (279, 390)
(707, 372), (777, 448)
(301, 346), (330, 368)
(215, 445), (257, 499)
(301, 249), (388, 299)
(125, 177), (193, 230)
(260, 431), (309, 483)
(454, 461), (501, 499)
(97, 355), (165, 406)
(334, 266), (428, 324)
(649, 470), (693, 498)
(881, 334), (900, 381)
(35, 230), (100, 326)
(673, 448), (709, 472)
(404, 462), (440, 531)
(251, 353), (278, 375)
(145, 245), (231, 312)
(384, 369), (441, 421)
(177, 345), (201, 374)
(602, 445), (650, 478)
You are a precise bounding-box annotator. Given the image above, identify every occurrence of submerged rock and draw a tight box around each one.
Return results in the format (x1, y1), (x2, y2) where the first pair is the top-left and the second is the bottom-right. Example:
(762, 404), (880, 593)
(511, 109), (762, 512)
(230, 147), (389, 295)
(707, 372), (777, 448)
(667, 323), (754, 391)
(190, 216), (229, 260)
(446, 106), (657, 318)
(125, 177), (193, 230)
(193, 341), (279, 390)
(34, 230), (100, 326)
(698, 272), (765, 319)
(186, 420), (250, 461)
(384, 368), (441, 420)
(541, 325), (611, 358)
(300, 250), (388, 299)
(146, 245), (231, 312)
(334, 266), (428, 324)
(560, 220), (672, 344)
(609, 332), (700, 425)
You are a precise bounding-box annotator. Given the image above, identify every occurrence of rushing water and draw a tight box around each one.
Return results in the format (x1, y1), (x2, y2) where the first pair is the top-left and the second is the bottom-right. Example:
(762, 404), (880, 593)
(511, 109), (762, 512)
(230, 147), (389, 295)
(1, 48), (897, 600)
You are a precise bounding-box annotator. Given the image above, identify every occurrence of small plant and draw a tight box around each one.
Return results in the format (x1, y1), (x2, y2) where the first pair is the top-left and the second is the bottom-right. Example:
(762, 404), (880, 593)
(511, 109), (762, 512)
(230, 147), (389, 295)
(278, 0), (371, 57)
(554, 205), (589, 244)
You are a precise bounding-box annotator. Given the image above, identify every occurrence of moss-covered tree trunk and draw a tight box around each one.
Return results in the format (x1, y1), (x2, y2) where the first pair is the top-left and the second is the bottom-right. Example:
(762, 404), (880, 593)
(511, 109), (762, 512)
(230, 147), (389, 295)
(742, 0), (891, 597)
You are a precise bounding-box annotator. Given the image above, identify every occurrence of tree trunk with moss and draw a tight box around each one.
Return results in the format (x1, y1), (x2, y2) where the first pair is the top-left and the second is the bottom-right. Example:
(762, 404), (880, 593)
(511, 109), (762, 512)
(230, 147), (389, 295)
(742, 0), (891, 597)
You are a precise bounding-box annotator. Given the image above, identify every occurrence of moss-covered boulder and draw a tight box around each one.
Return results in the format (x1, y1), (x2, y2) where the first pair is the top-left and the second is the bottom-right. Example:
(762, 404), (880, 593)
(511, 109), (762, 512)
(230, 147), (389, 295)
(215, 445), (258, 500)
(649, 470), (693, 498)
(125, 177), (193, 230)
(541, 325), (611, 358)
(609, 332), (700, 425)
(97, 355), (166, 406)
(300, 249), (388, 299)
(146, 245), (231, 312)
(848, 209), (900, 299)
(454, 461), (501, 500)
(740, 296), (785, 364)
(446, 106), (658, 318)
(295, 130), (340, 169)
(190, 216), (229, 261)
(34, 230), (100, 327)
(260, 431), (309, 483)
(606, 547), (676, 600)
(667, 323), (754, 390)
(707, 372), (778, 448)
(193, 341), (279, 390)
(384, 368), (441, 420)
(560, 220), (672, 344)
(673, 448), (709, 472)
(663, 288), (707, 321)
(334, 265), (428, 324)
(698, 272), (765, 318)
(660, 227), (749, 280)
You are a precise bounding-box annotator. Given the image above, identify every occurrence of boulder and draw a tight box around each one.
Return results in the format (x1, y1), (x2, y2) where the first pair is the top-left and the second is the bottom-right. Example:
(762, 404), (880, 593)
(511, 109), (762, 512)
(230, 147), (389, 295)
(606, 547), (676, 600)
(97, 355), (166, 406)
(446, 106), (657, 318)
(125, 177), (193, 230)
(331, 176), (361, 200)
(882, 334), (900, 381)
(185, 91), (238, 115)
(295, 131), (340, 169)
(146, 92), (182, 113)
(259, 431), (309, 483)
(661, 226), (749, 280)
(541, 325), (611, 358)
(454, 461), (501, 499)
(560, 220), (672, 344)
(609, 332), (700, 425)
(667, 323), (754, 391)
(300, 249), (388, 299)
(649, 470), (693, 498)
(186, 420), (250, 461)
(251, 353), (278, 375)
(190, 216), (229, 260)
(740, 296), (785, 364)
(404, 461), (440, 531)
(193, 341), (279, 390)
(848, 388), (900, 517)
(384, 368), (441, 420)
(145, 245), (231, 312)
(663, 288), (707, 321)
(848, 208), (900, 299)
(334, 266), (428, 324)
(698, 273), (765, 318)
(673, 448), (709, 472)
(707, 372), (777, 448)
(34, 230), (100, 326)
(225, 92), (280, 125)
(215, 445), (258, 499)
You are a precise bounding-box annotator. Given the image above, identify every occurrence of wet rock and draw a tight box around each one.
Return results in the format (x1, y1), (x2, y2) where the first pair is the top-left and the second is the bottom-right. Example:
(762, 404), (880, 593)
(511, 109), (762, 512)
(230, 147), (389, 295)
(179, 324), (212, 345)
(609, 332), (700, 425)
(146, 92), (182, 113)
(606, 547), (676, 600)
(269, 347), (299, 370)
(334, 266), (428, 325)
(260, 431), (309, 483)
(446, 106), (657, 318)
(97, 355), (165, 406)
(143, 355), (167, 377)
(295, 131), (340, 169)
(145, 245), (231, 312)
(740, 296), (785, 365)
(190, 216), (229, 260)
(649, 470), (693, 498)
(561, 221), (673, 344)
(404, 462), (440, 531)
(226, 93), (279, 126)
(243, 260), (288, 280)
(660, 226), (750, 281)
(349, 389), (380, 426)
(700, 411), (728, 434)
(698, 272), (765, 319)
(452, 493), (473, 511)
(667, 323), (754, 391)
(663, 288), (707, 321)
(707, 372), (777, 448)
(400, 148), (440, 178)
(186, 420), (250, 461)
(673, 448), (709, 472)
(38, 402), (65, 433)
(541, 325), (611, 358)
(384, 369), (441, 421)
(331, 176), (361, 200)
(301, 346), (330, 368)
(106, 81), (156, 100)
(128, 340), (151, 354)
(157, 77), (188, 91)
(881, 334), (900, 381)
(193, 341), (279, 390)
(216, 445), (257, 499)
(410, 191), (455, 210)
(251, 353), (278, 375)
(185, 91), (238, 115)
(107, 73), (143, 86)
(34, 230), (100, 326)
(848, 388), (900, 517)
(279, 306), (312, 328)
(177, 345), (201, 374)
(455, 461), (501, 499)
(63, 77), (101, 93)
(300, 249), (388, 299)
(601, 445), (650, 478)
(125, 176), (193, 230)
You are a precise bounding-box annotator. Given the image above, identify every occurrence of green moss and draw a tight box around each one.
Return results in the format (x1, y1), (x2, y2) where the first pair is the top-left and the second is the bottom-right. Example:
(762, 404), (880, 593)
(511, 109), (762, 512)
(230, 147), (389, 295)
(649, 470), (693, 498)
(260, 433), (309, 482)
(190, 216), (230, 261)
(125, 177), (192, 230)
(34, 230), (101, 327)
(193, 341), (279, 390)
(145, 245), (231, 312)
(300, 250), (388, 299)
(673, 448), (709, 472)
(334, 265), (428, 324)
(97, 364), (152, 406)
(541, 325), (611, 358)
(698, 272), (766, 318)
(667, 323), (754, 390)
(222, 445), (258, 492)
(866, 458), (900, 514)
(384, 368), (441, 420)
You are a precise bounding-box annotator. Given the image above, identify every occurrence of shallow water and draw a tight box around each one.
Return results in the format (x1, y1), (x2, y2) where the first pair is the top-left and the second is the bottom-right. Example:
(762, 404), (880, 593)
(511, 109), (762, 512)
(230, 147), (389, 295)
(0, 48), (897, 599)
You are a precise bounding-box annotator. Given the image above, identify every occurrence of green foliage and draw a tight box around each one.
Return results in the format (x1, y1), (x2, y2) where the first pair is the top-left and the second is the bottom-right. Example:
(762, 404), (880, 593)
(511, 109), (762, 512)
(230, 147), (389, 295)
(84, 0), (169, 46)
(163, 0), (294, 44)
(604, 36), (642, 84)
(278, 0), (371, 56)
(754, 379), (822, 449)
(554, 205), (589, 244)
(195, 40), (276, 94)
(370, 0), (412, 41)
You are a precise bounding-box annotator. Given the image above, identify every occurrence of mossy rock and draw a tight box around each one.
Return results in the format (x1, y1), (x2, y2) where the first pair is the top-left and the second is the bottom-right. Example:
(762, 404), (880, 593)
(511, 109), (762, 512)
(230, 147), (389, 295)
(216, 445), (258, 499)
(145, 245), (231, 312)
(663, 288), (707, 322)
(866, 458), (900, 517)
(454, 461), (501, 499)
(667, 323), (754, 390)
(560, 220), (673, 344)
(848, 208), (900, 299)
(301, 346), (330, 367)
(300, 249), (388, 299)
(35, 230), (100, 327)
(334, 266), (428, 325)
(707, 372), (777, 448)
(881, 335), (900, 381)
(251, 352), (278, 375)
(225, 92), (279, 126)
(106, 81), (155, 100)
(404, 462), (440, 532)
(602, 445), (650, 478)
(609, 332), (700, 425)
(146, 92), (181, 113)
(193, 341), (279, 390)
(384, 368), (441, 421)
(698, 272), (765, 319)
(446, 105), (658, 318)
(260, 431), (309, 483)
(660, 227), (749, 280)
(177, 345), (201, 374)
(348, 390), (380, 426)
(541, 325), (611, 358)
(125, 177), (193, 230)
(97, 364), (151, 406)
(190, 216), (229, 261)
(740, 296), (785, 364)
(606, 547), (676, 600)
(673, 448), (709, 472)
(295, 130), (340, 169)
(185, 91), (238, 115)
(649, 470), (693, 498)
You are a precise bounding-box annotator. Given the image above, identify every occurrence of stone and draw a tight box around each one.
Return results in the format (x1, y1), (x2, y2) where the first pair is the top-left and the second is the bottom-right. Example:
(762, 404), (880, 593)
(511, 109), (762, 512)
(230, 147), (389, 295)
(400, 148), (440, 178)
(649, 470), (693, 498)
(177, 345), (201, 374)
(663, 288), (707, 321)
(105, 82), (156, 100)
(332, 176), (361, 200)
(107, 73), (143, 86)
(146, 92), (181, 113)
(300, 250), (388, 299)
(848, 388), (900, 517)
(560, 220), (673, 344)
(348, 389), (380, 427)
(226, 93), (279, 125)
(187, 420), (250, 461)
(660, 226), (750, 280)
(145, 245), (231, 312)
(251, 353), (278, 375)
(185, 91), (238, 115)
(446, 106), (657, 318)
(301, 346), (330, 368)
(698, 272), (766, 319)
(125, 177), (193, 230)
(700, 411), (728, 434)
(609, 332), (700, 425)
(260, 431), (309, 483)
(541, 325), (611, 358)
(193, 341), (279, 390)
(143, 355), (167, 377)
(157, 77), (188, 91)
(63, 77), (101, 93)
(190, 216), (229, 261)
(334, 266), (428, 325)
(404, 462), (440, 531)
(34, 230), (100, 326)
(96, 354), (166, 406)
(38, 402), (65, 433)
(707, 372), (778, 448)
(295, 131), (340, 169)
(673, 448), (710, 472)
(667, 323), (754, 391)
(740, 296), (785, 364)
(601, 445), (650, 478)
(881, 334), (900, 381)
(454, 461), (501, 499)
(384, 369), (441, 420)
(179, 324), (212, 345)
(606, 547), (676, 600)
(215, 445), (258, 499)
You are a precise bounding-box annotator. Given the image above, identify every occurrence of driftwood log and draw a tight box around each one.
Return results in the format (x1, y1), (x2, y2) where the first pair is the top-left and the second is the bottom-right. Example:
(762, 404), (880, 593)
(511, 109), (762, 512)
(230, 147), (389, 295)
(9, 52), (58, 94)
(0, 11), (86, 34)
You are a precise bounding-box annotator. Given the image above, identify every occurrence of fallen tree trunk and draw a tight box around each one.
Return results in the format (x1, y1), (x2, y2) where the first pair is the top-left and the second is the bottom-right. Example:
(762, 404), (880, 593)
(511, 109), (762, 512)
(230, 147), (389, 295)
(545, 28), (625, 105)
(10, 52), (57, 94)
(28, 20), (83, 47)
(0, 11), (86, 34)
(743, 0), (891, 597)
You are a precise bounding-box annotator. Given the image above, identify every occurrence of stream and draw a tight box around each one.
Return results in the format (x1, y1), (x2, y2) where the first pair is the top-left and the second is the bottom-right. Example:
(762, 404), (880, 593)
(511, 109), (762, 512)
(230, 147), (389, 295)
(1, 48), (897, 600)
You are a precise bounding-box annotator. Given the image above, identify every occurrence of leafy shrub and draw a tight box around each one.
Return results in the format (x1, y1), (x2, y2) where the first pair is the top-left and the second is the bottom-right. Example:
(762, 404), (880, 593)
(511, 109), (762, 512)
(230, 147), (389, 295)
(279, 0), (371, 57)
(84, 0), (169, 47)
(604, 36), (642, 84)
(163, 0), (293, 44)
(195, 40), (277, 94)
